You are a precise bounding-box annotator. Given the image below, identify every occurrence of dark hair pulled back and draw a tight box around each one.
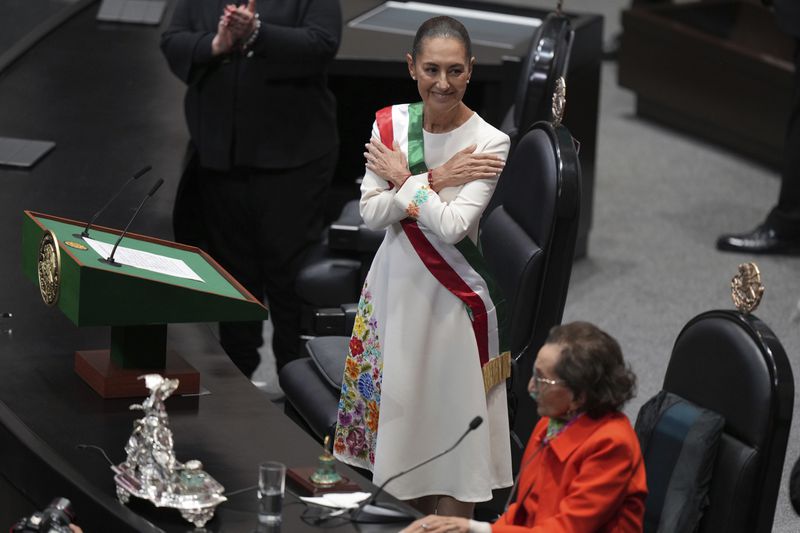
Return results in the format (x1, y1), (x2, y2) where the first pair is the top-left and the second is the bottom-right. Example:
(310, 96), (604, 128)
(546, 322), (637, 419)
(411, 16), (472, 62)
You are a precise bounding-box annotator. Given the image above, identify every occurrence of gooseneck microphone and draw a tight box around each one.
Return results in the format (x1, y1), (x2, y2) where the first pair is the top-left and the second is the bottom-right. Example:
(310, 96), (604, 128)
(100, 178), (164, 267)
(347, 415), (484, 524)
(76, 165), (152, 239)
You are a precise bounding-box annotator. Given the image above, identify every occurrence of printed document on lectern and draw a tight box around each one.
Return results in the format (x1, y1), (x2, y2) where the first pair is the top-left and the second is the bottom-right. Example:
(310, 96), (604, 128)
(84, 238), (204, 282)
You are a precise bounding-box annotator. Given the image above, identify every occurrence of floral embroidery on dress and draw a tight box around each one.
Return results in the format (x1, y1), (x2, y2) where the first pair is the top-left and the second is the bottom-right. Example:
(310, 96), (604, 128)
(413, 184), (431, 205)
(405, 184), (431, 219)
(334, 283), (383, 467)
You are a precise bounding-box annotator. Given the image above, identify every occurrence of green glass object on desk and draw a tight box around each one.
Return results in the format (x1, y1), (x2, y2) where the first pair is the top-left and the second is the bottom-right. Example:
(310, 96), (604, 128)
(309, 436), (343, 487)
(179, 460), (208, 489)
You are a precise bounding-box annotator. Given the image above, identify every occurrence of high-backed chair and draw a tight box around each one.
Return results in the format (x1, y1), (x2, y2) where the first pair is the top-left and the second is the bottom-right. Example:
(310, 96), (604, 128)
(295, 12), (575, 338)
(500, 12), (574, 149)
(280, 120), (581, 444)
(636, 309), (794, 533)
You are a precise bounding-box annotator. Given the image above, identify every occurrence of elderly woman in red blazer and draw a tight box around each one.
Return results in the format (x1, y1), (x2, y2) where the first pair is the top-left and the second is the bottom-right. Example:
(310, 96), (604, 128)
(402, 322), (647, 533)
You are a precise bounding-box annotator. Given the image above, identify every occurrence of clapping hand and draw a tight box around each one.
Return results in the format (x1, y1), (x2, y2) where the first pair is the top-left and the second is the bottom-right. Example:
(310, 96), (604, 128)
(223, 0), (258, 41)
(211, 12), (235, 56)
(212, 0), (257, 55)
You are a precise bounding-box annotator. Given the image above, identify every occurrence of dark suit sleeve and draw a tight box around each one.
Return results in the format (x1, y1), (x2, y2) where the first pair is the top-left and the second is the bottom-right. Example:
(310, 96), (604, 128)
(160, 0), (216, 84)
(250, 0), (342, 79)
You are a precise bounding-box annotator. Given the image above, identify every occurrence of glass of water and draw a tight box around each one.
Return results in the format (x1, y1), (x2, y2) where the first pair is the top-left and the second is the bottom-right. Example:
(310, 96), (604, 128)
(258, 461), (286, 524)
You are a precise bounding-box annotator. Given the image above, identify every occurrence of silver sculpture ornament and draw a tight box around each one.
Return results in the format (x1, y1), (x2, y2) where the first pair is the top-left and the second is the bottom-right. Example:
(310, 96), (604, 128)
(113, 374), (227, 527)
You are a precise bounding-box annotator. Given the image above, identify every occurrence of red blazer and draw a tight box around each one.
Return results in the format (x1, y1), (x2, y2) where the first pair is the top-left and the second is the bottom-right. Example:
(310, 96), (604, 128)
(492, 412), (647, 533)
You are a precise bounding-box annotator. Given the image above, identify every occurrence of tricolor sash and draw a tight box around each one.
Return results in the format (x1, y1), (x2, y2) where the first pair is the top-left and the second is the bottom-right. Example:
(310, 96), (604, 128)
(376, 102), (511, 393)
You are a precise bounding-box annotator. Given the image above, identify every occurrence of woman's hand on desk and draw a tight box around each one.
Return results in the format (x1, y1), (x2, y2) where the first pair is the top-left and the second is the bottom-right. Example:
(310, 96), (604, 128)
(365, 138), (411, 188)
(401, 515), (471, 533)
(429, 145), (504, 193)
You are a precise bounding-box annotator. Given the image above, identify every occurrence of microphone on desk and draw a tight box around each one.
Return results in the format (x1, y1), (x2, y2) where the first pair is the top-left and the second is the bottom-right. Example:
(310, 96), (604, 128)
(76, 165), (152, 239)
(345, 415), (484, 524)
(99, 178), (164, 267)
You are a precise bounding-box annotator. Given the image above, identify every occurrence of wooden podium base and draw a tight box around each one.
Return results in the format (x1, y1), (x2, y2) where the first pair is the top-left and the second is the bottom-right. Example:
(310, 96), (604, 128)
(287, 466), (361, 496)
(75, 349), (200, 398)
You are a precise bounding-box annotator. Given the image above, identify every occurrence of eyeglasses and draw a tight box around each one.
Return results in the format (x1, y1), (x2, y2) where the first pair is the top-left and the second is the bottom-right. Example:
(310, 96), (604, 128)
(532, 371), (564, 389)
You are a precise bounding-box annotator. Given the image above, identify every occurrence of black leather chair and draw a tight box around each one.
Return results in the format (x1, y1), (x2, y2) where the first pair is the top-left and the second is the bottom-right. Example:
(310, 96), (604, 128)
(637, 309), (794, 533)
(295, 12), (575, 338)
(500, 12), (574, 148)
(295, 202), (378, 336)
(280, 120), (581, 444)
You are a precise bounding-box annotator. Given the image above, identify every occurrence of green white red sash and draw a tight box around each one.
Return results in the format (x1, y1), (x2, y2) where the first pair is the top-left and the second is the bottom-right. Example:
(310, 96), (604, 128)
(376, 102), (510, 392)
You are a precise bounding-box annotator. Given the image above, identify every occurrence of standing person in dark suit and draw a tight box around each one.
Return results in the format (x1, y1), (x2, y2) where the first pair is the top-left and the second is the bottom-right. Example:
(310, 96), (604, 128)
(791, 455), (800, 515)
(161, 0), (342, 377)
(717, 0), (800, 254)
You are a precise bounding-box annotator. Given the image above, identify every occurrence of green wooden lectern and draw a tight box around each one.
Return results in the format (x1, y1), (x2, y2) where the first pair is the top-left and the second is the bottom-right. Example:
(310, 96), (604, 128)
(21, 211), (268, 398)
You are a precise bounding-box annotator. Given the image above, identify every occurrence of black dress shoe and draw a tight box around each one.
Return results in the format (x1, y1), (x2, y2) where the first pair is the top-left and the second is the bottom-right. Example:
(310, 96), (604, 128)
(716, 224), (800, 255)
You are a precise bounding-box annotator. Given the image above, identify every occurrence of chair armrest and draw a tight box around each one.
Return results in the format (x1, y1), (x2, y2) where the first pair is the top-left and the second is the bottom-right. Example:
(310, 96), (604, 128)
(328, 199), (385, 252)
(308, 303), (358, 337)
(279, 358), (341, 441)
(296, 256), (362, 307)
(305, 335), (349, 390)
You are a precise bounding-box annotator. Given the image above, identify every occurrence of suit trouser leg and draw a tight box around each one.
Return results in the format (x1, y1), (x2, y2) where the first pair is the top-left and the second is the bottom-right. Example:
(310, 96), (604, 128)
(196, 150), (335, 376)
(254, 150), (336, 371)
(768, 39), (800, 236)
(197, 167), (265, 377)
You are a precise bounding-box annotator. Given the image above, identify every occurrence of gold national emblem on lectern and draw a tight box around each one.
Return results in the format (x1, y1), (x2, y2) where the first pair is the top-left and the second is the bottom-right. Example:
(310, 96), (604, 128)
(731, 262), (764, 315)
(37, 230), (61, 307)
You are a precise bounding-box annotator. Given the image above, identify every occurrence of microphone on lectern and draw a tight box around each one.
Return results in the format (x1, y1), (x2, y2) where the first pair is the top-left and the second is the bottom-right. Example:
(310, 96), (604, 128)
(100, 178), (164, 267)
(346, 416), (484, 524)
(76, 165), (152, 239)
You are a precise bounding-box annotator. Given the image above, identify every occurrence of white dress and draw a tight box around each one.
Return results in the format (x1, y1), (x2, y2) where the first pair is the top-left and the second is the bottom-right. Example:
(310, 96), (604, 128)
(333, 105), (512, 502)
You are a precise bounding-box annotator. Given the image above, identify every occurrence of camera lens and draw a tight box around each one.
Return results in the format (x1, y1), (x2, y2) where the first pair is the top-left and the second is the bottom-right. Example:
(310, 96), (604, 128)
(40, 497), (75, 531)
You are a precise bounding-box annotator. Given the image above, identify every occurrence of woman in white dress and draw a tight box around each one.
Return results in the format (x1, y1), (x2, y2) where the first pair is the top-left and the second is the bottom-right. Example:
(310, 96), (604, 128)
(333, 16), (512, 518)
